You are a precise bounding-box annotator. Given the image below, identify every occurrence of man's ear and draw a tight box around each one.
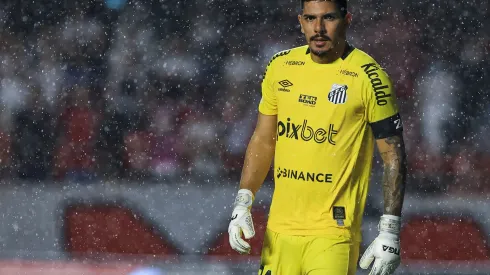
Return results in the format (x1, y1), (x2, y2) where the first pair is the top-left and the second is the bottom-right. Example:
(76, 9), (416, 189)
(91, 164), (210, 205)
(298, 14), (304, 34)
(345, 12), (353, 25)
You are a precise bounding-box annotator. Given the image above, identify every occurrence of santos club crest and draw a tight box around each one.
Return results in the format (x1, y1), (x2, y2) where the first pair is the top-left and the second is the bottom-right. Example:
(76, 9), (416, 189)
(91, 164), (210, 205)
(328, 84), (348, 104)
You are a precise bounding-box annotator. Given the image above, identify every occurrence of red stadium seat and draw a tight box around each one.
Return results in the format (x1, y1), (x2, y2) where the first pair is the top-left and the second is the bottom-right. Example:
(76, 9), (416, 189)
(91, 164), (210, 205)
(63, 203), (179, 259)
(401, 216), (490, 261)
(206, 207), (268, 257)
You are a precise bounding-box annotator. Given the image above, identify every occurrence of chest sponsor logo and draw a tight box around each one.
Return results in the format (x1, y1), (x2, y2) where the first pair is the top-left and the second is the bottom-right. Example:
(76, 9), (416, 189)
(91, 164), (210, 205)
(298, 94), (317, 107)
(277, 118), (338, 145)
(328, 84), (348, 104)
(278, 80), (293, 92)
(361, 63), (391, 106)
(276, 166), (333, 183)
(285, 60), (305, 66)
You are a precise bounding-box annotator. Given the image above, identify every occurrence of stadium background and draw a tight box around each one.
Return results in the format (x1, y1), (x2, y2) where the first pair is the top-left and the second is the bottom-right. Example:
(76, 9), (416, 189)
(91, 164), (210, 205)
(0, 0), (488, 274)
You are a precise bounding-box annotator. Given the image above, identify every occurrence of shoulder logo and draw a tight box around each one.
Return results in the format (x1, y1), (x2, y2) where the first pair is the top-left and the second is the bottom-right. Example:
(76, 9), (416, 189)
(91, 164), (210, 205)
(340, 69), (358, 77)
(328, 84), (348, 104)
(361, 63), (391, 106)
(285, 60), (305, 66)
(278, 80), (293, 92)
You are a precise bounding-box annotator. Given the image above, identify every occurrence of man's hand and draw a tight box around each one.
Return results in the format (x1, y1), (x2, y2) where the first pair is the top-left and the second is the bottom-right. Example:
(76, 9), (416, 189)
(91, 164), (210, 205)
(360, 215), (401, 275)
(228, 189), (255, 254)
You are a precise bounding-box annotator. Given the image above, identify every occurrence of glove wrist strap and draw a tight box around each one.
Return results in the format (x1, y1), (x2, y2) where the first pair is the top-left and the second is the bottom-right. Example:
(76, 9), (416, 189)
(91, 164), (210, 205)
(234, 189), (254, 209)
(379, 214), (401, 235)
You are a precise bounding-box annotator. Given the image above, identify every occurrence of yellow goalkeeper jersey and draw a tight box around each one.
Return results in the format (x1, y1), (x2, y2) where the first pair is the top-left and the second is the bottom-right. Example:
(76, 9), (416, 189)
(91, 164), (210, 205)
(258, 44), (402, 241)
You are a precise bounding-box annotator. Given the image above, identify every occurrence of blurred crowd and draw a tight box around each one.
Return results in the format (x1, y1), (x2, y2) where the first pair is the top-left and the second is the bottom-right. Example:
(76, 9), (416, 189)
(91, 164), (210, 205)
(0, 0), (488, 195)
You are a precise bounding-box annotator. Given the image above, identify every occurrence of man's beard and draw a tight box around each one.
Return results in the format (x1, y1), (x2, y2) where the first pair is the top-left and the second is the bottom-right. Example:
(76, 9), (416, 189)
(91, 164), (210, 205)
(309, 34), (333, 57)
(310, 48), (330, 57)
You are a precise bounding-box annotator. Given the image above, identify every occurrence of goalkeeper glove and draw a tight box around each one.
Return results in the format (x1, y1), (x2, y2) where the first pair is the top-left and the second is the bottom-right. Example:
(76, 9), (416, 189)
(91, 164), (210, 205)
(359, 214), (401, 275)
(228, 189), (255, 254)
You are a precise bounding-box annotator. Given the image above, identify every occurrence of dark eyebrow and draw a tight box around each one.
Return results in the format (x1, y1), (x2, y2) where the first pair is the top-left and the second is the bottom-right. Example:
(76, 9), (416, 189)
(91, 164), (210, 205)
(302, 12), (339, 18)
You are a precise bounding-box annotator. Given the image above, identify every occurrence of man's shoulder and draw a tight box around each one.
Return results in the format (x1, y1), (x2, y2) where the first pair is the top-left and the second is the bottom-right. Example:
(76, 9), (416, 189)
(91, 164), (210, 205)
(345, 47), (391, 81)
(262, 46), (308, 79)
(345, 47), (380, 67)
(266, 45), (309, 67)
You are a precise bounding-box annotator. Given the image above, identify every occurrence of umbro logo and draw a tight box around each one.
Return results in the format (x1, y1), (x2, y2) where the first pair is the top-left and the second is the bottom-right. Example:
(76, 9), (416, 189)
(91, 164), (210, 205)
(278, 80), (293, 87)
(278, 80), (293, 92)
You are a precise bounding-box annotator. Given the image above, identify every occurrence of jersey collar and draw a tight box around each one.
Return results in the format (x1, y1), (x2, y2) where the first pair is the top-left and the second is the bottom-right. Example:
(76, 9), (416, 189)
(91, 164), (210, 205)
(305, 42), (354, 60)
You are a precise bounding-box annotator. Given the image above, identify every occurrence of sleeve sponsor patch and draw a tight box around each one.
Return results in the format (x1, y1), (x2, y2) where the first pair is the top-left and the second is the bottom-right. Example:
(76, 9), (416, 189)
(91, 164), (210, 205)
(361, 63), (391, 106)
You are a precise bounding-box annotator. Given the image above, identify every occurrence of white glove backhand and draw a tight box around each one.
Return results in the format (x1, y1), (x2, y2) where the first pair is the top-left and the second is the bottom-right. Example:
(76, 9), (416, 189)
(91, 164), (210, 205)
(359, 215), (401, 275)
(228, 189), (255, 254)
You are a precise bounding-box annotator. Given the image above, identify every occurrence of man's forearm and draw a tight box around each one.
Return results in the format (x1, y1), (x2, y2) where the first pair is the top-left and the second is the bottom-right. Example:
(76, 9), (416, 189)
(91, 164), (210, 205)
(239, 134), (276, 195)
(380, 136), (407, 216)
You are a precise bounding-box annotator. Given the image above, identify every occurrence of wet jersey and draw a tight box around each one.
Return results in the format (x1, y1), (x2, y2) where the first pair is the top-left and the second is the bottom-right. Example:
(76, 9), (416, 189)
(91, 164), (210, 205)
(258, 44), (402, 241)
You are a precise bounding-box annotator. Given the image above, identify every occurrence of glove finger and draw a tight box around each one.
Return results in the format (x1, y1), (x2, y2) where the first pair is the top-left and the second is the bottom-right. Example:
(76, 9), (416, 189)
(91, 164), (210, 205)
(368, 259), (384, 275)
(359, 243), (375, 269)
(229, 226), (250, 253)
(229, 226), (247, 250)
(240, 215), (255, 239)
(379, 265), (389, 275)
(384, 262), (398, 275)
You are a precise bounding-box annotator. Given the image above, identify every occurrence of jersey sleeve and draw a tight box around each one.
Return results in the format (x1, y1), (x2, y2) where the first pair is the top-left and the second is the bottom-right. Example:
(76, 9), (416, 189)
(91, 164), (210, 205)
(258, 57), (278, 115)
(361, 62), (403, 139)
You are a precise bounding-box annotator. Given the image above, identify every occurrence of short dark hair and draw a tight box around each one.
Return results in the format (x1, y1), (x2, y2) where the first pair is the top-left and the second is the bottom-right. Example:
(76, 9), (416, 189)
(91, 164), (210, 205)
(300, 0), (348, 17)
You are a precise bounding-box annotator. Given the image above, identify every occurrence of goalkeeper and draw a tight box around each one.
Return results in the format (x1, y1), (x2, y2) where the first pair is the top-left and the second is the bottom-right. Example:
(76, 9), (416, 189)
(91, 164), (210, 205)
(227, 0), (407, 275)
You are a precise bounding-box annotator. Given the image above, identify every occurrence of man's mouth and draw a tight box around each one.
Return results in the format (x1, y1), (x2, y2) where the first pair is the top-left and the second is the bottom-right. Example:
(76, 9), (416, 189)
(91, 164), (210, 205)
(313, 39), (328, 47)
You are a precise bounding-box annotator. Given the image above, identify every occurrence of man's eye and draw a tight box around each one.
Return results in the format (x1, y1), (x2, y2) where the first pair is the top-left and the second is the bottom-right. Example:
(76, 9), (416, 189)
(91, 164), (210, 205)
(306, 16), (315, 21)
(324, 15), (335, 21)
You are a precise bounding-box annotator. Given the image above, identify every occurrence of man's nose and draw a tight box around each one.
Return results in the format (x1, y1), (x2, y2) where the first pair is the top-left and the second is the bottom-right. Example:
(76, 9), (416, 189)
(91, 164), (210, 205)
(314, 18), (326, 33)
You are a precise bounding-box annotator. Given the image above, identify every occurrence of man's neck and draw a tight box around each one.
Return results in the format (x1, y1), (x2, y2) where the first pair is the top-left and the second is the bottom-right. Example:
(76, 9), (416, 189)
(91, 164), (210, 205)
(310, 40), (347, 64)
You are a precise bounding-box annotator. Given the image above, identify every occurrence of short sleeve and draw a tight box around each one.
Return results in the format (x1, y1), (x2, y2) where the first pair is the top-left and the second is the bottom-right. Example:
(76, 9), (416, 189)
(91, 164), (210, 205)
(258, 58), (278, 115)
(362, 62), (403, 138)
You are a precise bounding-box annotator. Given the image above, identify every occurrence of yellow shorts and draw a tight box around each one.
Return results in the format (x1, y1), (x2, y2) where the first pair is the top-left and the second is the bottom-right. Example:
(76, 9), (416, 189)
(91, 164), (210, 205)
(258, 228), (360, 275)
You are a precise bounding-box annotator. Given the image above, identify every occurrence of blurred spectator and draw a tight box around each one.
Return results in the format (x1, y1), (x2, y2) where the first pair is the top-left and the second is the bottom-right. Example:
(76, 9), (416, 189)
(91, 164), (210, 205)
(221, 96), (257, 179)
(148, 98), (181, 180)
(53, 86), (99, 181)
(35, 27), (65, 109)
(106, 1), (156, 106)
(415, 60), (461, 156)
(448, 142), (484, 195)
(11, 86), (53, 180)
(179, 106), (223, 179)
(0, 32), (31, 127)
(124, 128), (152, 180)
(96, 105), (131, 179)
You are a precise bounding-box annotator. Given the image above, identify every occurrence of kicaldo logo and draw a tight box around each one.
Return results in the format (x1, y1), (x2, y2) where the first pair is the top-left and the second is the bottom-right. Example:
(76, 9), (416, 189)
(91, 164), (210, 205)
(277, 118), (337, 145)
